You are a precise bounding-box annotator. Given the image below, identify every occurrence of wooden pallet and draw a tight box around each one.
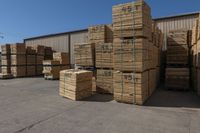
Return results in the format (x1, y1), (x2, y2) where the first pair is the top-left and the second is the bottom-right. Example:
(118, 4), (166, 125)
(59, 69), (93, 100)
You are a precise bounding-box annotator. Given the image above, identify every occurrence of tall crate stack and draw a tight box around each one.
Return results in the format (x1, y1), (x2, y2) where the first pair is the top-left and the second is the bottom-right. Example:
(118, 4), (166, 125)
(89, 24), (114, 94)
(165, 29), (191, 90)
(34, 45), (45, 76)
(149, 22), (163, 96)
(26, 47), (36, 76)
(10, 43), (26, 77)
(112, 0), (152, 105)
(191, 15), (200, 95)
(0, 44), (12, 78)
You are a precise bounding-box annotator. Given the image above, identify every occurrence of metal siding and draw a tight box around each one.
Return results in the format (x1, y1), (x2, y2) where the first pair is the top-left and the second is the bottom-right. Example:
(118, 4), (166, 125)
(25, 34), (69, 53)
(70, 31), (88, 65)
(155, 14), (199, 49)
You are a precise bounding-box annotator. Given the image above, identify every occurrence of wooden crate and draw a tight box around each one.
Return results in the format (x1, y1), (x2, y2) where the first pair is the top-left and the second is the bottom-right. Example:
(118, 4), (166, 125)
(96, 69), (113, 94)
(1, 66), (11, 74)
(53, 52), (69, 65)
(11, 66), (26, 77)
(167, 30), (190, 65)
(1, 44), (11, 55)
(165, 68), (190, 90)
(95, 43), (113, 68)
(88, 24), (113, 44)
(112, 0), (152, 39)
(44, 47), (53, 60)
(43, 60), (61, 79)
(59, 69), (92, 100)
(10, 43), (26, 54)
(113, 71), (148, 105)
(74, 43), (95, 67)
(113, 38), (149, 72)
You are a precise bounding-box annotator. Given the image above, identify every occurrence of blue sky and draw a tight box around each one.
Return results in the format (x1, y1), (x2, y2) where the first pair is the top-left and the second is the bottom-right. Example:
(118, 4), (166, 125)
(0, 0), (199, 43)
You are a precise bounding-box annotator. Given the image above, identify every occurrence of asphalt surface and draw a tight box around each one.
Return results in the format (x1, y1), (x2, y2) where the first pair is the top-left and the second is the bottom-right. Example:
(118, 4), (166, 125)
(0, 78), (200, 133)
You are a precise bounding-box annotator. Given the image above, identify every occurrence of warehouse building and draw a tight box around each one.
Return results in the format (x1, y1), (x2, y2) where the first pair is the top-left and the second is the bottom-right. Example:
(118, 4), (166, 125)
(24, 12), (200, 67)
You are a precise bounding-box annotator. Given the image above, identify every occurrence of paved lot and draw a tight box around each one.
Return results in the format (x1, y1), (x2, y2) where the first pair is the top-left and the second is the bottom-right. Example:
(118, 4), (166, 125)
(0, 78), (200, 133)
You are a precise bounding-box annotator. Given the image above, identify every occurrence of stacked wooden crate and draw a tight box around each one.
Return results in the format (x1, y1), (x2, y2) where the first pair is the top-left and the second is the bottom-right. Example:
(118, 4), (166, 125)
(34, 45), (45, 75)
(44, 46), (53, 60)
(43, 52), (70, 80)
(0, 44), (13, 78)
(53, 52), (70, 70)
(26, 47), (36, 76)
(149, 22), (163, 96)
(59, 69), (92, 100)
(95, 43), (113, 94)
(88, 24), (114, 94)
(166, 29), (190, 90)
(10, 43), (26, 77)
(74, 43), (95, 67)
(112, 0), (152, 105)
(88, 24), (113, 44)
(43, 60), (60, 79)
(191, 15), (200, 95)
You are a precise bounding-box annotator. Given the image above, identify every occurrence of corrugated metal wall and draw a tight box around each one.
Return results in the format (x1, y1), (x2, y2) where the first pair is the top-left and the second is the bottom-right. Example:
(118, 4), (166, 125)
(70, 31), (88, 66)
(155, 13), (199, 50)
(25, 34), (69, 53)
(25, 31), (88, 66)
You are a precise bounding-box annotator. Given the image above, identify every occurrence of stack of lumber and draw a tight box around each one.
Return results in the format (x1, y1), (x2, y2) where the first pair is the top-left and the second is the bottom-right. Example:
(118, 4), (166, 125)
(43, 60), (60, 80)
(165, 68), (190, 90)
(167, 30), (190, 65)
(95, 43), (113, 94)
(10, 43), (26, 77)
(74, 43), (95, 67)
(88, 24), (113, 44)
(0, 44), (13, 78)
(95, 43), (113, 68)
(26, 47), (36, 76)
(44, 46), (53, 60)
(152, 22), (164, 87)
(59, 69), (92, 100)
(53, 52), (70, 70)
(112, 0), (152, 40)
(34, 45), (45, 75)
(113, 71), (148, 105)
(43, 52), (70, 80)
(166, 29), (191, 90)
(96, 69), (113, 94)
(191, 15), (200, 95)
(112, 0), (153, 105)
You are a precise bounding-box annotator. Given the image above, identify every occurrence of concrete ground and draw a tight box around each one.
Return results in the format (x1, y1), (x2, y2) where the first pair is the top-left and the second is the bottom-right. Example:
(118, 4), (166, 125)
(0, 78), (200, 133)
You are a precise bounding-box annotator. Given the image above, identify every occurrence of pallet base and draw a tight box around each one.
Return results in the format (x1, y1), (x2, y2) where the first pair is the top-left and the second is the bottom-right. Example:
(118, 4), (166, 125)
(0, 73), (14, 79)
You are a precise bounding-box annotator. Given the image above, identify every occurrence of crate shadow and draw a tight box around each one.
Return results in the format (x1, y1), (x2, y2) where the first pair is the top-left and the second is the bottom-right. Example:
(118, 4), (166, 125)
(83, 93), (113, 102)
(144, 88), (200, 109)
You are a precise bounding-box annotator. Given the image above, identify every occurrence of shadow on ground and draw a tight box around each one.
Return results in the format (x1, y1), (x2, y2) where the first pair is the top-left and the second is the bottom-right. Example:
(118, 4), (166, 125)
(83, 93), (113, 102)
(144, 88), (200, 108)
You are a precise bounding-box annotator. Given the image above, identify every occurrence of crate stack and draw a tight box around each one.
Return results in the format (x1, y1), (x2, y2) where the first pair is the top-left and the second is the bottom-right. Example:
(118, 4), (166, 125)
(165, 29), (191, 90)
(112, 0), (152, 105)
(74, 43), (95, 67)
(0, 44), (13, 78)
(10, 43), (26, 77)
(191, 15), (200, 95)
(34, 45), (45, 76)
(95, 43), (113, 94)
(59, 69), (92, 100)
(26, 47), (36, 76)
(149, 22), (163, 96)
(88, 24), (114, 94)
(44, 46), (53, 60)
(53, 52), (70, 70)
(43, 52), (70, 80)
